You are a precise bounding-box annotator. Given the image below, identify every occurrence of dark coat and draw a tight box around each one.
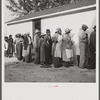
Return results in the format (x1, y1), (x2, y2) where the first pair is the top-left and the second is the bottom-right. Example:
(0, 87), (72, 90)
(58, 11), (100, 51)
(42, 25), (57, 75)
(24, 36), (29, 50)
(90, 30), (96, 52)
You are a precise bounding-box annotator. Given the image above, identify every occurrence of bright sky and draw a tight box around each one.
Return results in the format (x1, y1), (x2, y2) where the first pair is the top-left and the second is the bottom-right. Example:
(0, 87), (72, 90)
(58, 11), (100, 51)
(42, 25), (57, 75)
(5, 0), (17, 22)
(4, 0), (18, 35)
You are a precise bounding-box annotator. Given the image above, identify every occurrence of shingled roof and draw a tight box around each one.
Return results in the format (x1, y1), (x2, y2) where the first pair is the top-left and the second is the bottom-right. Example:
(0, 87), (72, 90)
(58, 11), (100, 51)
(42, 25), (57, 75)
(6, 0), (96, 25)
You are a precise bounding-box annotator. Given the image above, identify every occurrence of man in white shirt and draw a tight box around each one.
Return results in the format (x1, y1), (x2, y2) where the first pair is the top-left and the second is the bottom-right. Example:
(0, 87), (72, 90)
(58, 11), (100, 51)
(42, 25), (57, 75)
(78, 24), (89, 69)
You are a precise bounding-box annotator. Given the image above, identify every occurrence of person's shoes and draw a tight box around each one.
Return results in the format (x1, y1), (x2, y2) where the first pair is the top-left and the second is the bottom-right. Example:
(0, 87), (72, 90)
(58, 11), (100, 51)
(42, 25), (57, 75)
(63, 62), (70, 67)
(23, 58), (25, 62)
(79, 66), (86, 69)
(40, 65), (45, 68)
(40, 61), (44, 65)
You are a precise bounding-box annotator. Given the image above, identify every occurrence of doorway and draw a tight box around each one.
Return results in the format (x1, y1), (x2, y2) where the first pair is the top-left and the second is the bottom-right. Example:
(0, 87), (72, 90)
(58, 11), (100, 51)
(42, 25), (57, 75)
(32, 19), (41, 41)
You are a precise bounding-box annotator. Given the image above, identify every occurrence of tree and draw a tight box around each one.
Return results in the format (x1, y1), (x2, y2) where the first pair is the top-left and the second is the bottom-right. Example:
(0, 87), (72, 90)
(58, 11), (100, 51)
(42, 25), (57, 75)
(6, 0), (83, 17)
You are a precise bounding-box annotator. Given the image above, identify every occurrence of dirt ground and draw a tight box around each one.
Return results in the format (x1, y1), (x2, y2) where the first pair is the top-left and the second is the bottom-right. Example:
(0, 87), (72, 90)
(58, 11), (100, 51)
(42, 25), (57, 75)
(5, 57), (96, 82)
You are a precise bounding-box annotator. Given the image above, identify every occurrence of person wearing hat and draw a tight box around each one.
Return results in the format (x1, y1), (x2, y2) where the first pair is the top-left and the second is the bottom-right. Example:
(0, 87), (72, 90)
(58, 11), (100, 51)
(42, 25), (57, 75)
(8, 35), (13, 57)
(78, 24), (89, 68)
(39, 33), (46, 65)
(52, 28), (62, 68)
(34, 29), (41, 64)
(88, 25), (96, 69)
(43, 29), (52, 67)
(62, 28), (74, 67)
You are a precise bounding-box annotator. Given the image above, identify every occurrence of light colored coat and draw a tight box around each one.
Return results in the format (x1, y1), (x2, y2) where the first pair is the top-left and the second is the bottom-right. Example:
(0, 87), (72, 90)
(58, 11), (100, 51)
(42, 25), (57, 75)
(54, 34), (62, 58)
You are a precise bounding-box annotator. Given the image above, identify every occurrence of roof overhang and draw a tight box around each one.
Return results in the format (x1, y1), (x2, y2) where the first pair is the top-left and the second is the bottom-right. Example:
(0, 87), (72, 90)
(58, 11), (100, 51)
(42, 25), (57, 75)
(7, 4), (96, 25)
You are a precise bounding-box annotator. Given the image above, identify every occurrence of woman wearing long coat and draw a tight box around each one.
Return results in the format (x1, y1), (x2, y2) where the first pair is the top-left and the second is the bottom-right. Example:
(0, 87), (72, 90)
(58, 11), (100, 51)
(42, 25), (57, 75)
(53, 28), (62, 68)
(39, 34), (46, 65)
(62, 28), (74, 67)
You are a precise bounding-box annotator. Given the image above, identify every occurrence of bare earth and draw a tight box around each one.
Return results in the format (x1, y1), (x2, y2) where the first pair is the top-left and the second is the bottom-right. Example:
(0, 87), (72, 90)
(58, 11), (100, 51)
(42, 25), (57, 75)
(5, 57), (96, 82)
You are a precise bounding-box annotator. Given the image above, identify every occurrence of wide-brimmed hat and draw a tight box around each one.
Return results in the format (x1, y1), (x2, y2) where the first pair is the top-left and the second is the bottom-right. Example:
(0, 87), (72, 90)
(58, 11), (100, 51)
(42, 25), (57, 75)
(82, 24), (88, 29)
(65, 28), (72, 33)
(40, 33), (46, 37)
(35, 29), (40, 33)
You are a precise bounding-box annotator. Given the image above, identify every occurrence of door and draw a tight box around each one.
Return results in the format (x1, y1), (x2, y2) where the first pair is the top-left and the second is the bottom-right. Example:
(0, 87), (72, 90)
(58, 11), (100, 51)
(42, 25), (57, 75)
(32, 19), (41, 41)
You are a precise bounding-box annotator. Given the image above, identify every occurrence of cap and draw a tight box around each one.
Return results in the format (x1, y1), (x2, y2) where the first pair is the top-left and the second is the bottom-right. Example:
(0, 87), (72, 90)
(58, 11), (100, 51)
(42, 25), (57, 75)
(93, 25), (96, 29)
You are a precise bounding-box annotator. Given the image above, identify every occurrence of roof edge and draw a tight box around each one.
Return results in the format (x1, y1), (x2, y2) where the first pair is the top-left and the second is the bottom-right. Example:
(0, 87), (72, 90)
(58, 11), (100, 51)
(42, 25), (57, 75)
(7, 4), (96, 25)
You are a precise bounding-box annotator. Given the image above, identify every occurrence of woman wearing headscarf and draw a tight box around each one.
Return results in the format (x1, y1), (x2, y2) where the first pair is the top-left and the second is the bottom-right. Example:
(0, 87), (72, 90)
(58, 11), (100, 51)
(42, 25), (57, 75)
(62, 28), (74, 67)
(53, 28), (62, 68)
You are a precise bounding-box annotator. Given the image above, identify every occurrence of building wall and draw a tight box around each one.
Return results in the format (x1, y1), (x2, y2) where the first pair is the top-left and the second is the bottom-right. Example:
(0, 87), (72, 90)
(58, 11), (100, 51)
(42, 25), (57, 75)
(41, 10), (96, 44)
(7, 21), (33, 39)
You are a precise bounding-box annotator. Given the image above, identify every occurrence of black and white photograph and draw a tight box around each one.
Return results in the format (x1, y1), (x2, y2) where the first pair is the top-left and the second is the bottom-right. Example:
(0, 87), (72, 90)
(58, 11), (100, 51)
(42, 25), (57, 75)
(2, 0), (99, 100)
(3, 0), (97, 83)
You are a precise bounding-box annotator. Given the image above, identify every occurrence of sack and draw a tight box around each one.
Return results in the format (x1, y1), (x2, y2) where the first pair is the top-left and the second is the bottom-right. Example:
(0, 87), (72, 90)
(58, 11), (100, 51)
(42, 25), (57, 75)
(65, 49), (73, 59)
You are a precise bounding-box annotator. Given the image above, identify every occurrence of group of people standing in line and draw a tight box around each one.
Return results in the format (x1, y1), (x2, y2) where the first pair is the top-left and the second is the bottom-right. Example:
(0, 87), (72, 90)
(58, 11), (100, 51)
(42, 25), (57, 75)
(4, 24), (96, 69)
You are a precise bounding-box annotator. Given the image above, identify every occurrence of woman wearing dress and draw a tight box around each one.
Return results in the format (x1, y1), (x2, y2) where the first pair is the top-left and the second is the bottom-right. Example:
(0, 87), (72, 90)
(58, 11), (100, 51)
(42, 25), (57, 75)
(62, 28), (74, 67)
(53, 28), (62, 68)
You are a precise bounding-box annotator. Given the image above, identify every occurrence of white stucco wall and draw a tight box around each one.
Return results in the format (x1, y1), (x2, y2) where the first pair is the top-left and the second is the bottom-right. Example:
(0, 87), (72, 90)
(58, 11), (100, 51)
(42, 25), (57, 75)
(41, 10), (96, 44)
(7, 21), (33, 38)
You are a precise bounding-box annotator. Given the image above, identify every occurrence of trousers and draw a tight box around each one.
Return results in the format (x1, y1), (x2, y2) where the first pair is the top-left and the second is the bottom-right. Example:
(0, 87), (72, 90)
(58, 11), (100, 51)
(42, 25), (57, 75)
(79, 42), (88, 68)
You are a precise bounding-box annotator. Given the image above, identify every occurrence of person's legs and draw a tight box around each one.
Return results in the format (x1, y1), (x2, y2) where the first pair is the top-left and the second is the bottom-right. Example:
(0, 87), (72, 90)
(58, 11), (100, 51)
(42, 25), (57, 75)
(18, 43), (22, 60)
(45, 47), (50, 65)
(77, 55), (80, 66)
(29, 45), (32, 62)
(79, 43), (86, 68)
(89, 45), (95, 69)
